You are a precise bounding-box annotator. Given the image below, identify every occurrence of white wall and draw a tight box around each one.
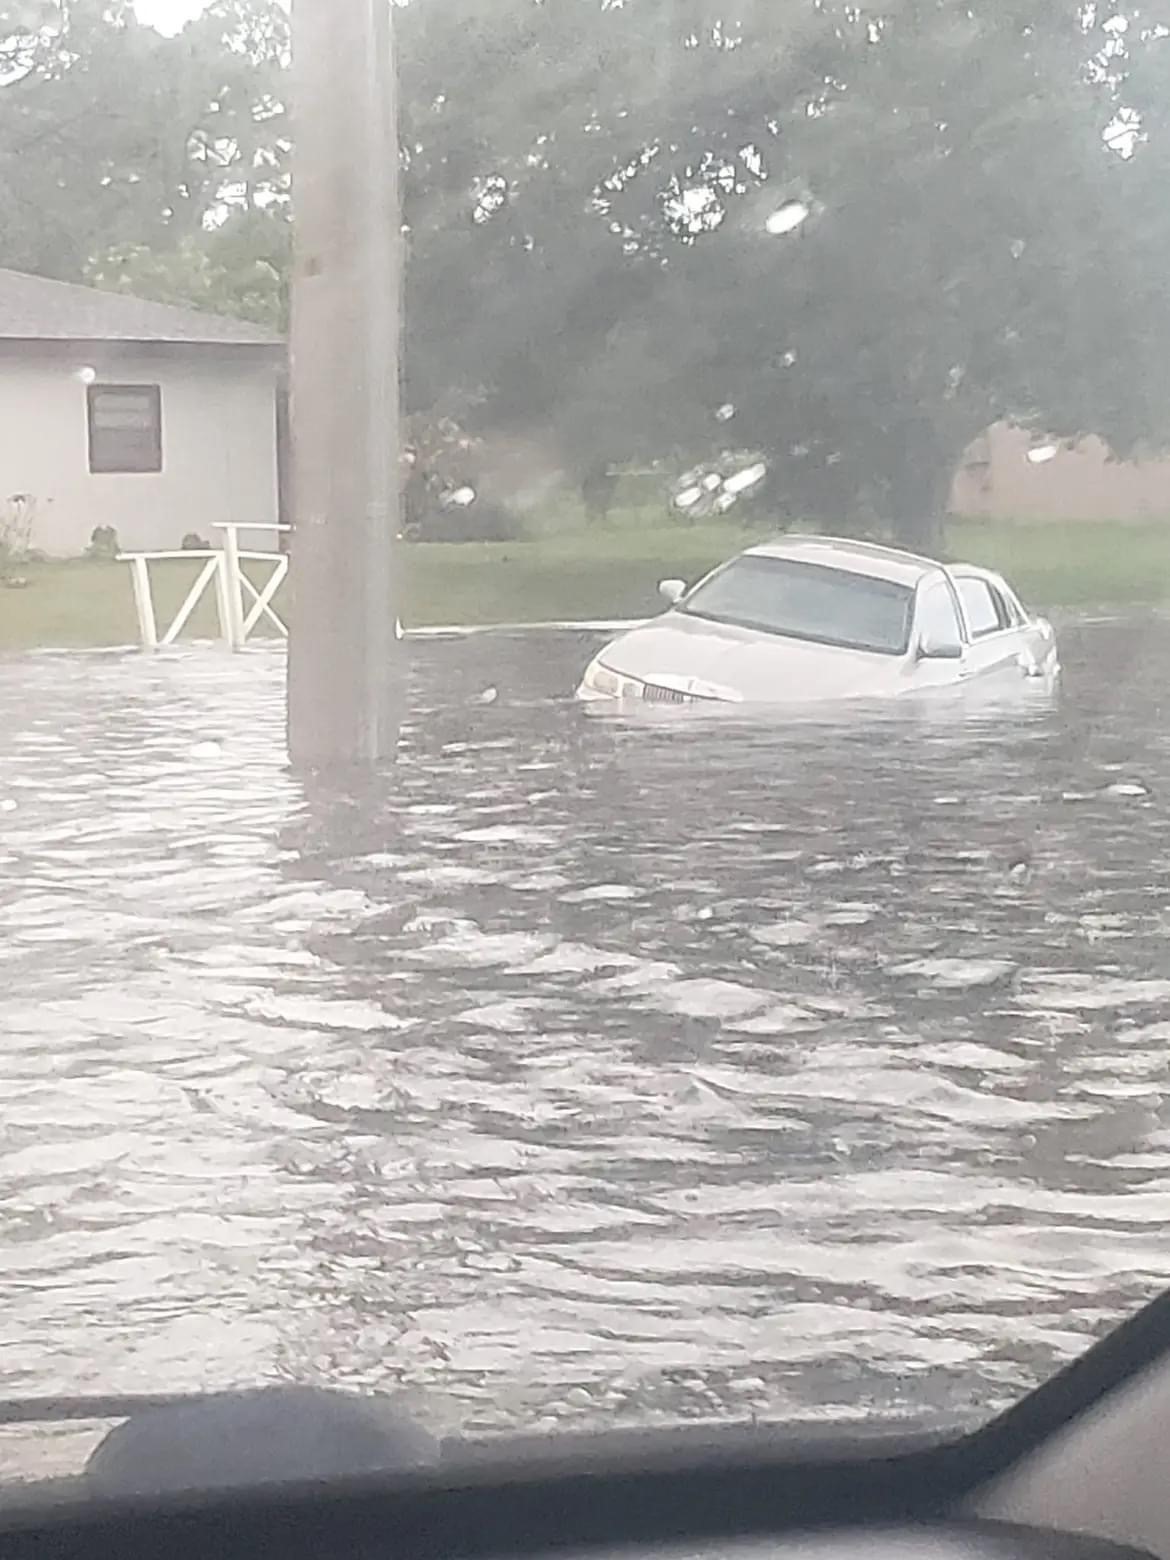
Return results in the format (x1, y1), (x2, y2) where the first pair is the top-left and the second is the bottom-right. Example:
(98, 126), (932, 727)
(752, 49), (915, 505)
(0, 344), (283, 557)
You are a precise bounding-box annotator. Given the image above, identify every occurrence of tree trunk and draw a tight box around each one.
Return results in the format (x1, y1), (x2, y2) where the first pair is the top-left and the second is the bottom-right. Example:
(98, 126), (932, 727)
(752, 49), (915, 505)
(581, 464), (617, 525)
(895, 504), (945, 555)
(879, 418), (964, 556)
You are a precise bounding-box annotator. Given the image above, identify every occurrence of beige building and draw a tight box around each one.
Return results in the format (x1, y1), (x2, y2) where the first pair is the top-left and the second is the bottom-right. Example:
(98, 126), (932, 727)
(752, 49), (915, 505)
(951, 422), (1170, 522)
(0, 268), (286, 559)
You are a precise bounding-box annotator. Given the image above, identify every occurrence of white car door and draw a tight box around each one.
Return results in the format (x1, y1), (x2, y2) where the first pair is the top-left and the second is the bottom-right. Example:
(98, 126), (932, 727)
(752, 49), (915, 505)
(952, 572), (1032, 679)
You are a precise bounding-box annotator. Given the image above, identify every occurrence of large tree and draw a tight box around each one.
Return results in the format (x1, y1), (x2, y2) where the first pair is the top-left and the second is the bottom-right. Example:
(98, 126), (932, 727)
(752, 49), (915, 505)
(396, 0), (1170, 543)
(5, 0), (1169, 543)
(0, 0), (290, 324)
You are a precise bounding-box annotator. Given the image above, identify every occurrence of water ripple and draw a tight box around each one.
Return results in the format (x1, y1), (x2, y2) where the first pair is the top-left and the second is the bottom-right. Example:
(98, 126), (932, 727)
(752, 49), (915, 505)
(2, 621), (1170, 1449)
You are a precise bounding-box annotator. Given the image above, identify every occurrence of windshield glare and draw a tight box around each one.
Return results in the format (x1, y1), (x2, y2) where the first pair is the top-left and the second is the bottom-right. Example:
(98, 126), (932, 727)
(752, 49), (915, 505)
(681, 556), (914, 655)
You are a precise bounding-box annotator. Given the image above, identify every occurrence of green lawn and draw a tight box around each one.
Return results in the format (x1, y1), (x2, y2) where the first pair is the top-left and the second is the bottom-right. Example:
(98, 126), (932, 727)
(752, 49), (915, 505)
(3, 518), (1169, 653)
(945, 518), (1170, 610)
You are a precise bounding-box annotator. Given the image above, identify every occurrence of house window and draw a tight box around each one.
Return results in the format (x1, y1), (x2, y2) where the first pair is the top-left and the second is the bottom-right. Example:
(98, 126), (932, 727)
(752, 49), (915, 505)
(87, 384), (162, 474)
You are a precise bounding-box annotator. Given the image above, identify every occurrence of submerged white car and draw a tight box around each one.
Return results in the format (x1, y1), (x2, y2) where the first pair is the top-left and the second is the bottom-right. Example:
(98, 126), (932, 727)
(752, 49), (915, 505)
(577, 535), (1058, 705)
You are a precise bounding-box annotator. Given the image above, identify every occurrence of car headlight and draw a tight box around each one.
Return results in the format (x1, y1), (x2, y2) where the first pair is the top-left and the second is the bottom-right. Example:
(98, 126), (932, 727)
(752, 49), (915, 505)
(579, 658), (645, 699)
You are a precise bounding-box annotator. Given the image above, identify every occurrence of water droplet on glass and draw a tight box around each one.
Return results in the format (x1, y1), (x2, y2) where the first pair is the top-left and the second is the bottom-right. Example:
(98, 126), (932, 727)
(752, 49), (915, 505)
(723, 462), (767, 496)
(739, 144), (765, 178)
(765, 199), (811, 236)
(1103, 109), (1142, 157)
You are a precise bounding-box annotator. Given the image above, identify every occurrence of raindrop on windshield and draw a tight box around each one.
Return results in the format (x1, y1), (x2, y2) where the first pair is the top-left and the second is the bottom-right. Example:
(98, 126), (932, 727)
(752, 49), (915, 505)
(723, 461), (768, 495)
(765, 199), (811, 236)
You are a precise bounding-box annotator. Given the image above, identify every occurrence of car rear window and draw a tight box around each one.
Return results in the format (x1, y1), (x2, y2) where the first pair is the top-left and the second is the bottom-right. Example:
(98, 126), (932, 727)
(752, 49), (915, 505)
(680, 555), (914, 655)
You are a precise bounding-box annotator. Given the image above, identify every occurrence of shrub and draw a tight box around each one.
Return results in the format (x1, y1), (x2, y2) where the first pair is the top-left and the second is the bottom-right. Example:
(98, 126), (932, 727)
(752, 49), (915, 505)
(86, 525), (121, 561)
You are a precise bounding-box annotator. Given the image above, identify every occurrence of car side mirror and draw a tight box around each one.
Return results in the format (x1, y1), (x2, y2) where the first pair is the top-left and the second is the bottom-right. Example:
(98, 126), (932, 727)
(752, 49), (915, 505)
(917, 633), (964, 661)
(659, 578), (687, 605)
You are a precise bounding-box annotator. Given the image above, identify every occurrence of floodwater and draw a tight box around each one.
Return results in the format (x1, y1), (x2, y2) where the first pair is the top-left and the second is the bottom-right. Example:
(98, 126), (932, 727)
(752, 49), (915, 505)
(3, 617), (1170, 1461)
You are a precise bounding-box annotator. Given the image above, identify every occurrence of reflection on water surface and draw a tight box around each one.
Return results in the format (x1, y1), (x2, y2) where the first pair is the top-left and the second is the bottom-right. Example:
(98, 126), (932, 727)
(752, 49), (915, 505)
(1, 617), (1169, 1448)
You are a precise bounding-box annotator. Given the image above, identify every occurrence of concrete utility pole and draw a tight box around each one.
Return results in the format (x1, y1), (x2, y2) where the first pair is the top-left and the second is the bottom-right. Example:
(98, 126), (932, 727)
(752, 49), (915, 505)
(287, 0), (401, 769)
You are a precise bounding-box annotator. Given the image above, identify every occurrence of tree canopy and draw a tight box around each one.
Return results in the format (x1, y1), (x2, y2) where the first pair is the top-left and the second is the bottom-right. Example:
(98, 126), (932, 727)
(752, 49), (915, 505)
(396, 0), (1170, 542)
(0, 0), (289, 323)
(3, 0), (1169, 541)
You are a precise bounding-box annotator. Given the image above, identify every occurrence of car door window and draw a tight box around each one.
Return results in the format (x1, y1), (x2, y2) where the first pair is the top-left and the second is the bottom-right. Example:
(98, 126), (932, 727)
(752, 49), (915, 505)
(996, 584), (1026, 627)
(957, 577), (1008, 638)
(915, 579), (963, 648)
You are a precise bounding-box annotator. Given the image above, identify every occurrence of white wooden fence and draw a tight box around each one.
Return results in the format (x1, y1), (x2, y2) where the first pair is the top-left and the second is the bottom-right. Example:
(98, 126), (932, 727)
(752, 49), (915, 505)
(120, 524), (290, 651)
(122, 526), (645, 652)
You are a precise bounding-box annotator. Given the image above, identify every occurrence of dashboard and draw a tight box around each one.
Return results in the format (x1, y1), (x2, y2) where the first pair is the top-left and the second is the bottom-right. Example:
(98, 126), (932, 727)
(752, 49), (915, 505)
(559, 1528), (1158, 1560)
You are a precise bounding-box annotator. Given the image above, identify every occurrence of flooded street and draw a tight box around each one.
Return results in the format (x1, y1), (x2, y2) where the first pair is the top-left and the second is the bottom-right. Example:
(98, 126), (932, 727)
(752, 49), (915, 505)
(4, 617), (1170, 1452)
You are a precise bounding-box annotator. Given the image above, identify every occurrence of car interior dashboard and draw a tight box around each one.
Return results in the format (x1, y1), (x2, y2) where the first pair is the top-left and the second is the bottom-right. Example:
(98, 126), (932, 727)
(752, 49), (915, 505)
(4, 1291), (1170, 1560)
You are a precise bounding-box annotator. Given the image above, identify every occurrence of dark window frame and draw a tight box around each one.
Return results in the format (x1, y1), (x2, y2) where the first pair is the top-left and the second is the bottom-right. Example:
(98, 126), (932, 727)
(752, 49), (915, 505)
(87, 383), (163, 475)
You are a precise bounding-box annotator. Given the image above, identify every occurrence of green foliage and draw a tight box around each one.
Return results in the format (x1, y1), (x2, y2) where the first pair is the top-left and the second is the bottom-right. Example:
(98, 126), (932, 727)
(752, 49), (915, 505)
(0, 0), (290, 322)
(6, 0), (1170, 548)
(395, 0), (1170, 544)
(85, 525), (120, 561)
(86, 211), (290, 329)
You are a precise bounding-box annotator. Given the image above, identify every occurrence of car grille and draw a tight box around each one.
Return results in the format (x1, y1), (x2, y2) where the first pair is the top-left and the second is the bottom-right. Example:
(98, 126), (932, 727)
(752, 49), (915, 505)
(641, 682), (692, 704)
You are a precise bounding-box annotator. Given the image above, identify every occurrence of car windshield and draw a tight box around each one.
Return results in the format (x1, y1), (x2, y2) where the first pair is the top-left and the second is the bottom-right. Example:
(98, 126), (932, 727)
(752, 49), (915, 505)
(3, 0), (1170, 1499)
(679, 556), (914, 654)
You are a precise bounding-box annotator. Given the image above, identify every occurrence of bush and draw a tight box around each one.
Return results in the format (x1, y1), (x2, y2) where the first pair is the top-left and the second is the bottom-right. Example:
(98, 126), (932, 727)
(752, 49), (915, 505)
(408, 495), (521, 543)
(86, 525), (120, 561)
(0, 494), (37, 579)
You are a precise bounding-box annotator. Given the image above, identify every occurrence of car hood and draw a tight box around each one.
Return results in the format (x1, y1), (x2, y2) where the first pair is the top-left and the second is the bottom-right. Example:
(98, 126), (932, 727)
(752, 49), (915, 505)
(599, 613), (909, 702)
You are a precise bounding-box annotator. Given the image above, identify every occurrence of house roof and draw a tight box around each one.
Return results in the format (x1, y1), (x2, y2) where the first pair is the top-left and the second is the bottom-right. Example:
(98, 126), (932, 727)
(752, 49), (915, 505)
(0, 267), (282, 348)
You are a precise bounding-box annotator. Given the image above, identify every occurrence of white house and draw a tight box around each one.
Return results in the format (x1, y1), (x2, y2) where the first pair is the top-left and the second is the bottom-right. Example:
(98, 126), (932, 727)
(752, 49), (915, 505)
(0, 267), (287, 558)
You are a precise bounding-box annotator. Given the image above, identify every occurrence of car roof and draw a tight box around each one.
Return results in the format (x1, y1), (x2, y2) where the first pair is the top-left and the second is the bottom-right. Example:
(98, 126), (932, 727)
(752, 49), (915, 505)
(742, 534), (944, 588)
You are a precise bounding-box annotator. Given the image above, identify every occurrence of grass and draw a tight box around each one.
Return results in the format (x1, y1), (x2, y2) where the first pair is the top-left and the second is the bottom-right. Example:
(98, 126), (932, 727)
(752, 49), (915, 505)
(3, 517), (1169, 653)
(947, 517), (1170, 610)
